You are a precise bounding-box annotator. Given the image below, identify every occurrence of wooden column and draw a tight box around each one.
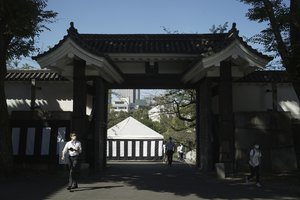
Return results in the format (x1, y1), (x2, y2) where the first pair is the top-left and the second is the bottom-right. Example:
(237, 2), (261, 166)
(93, 77), (108, 170)
(30, 79), (36, 110)
(72, 58), (87, 140)
(196, 78), (213, 171)
(196, 90), (201, 168)
(272, 82), (278, 111)
(218, 60), (235, 166)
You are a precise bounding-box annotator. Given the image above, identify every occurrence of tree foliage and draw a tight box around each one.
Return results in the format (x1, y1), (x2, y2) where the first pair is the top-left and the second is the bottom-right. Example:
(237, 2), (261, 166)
(240, 1), (300, 71)
(209, 22), (229, 33)
(0, 0), (57, 173)
(155, 90), (196, 150)
(241, 0), (290, 57)
(0, 0), (57, 60)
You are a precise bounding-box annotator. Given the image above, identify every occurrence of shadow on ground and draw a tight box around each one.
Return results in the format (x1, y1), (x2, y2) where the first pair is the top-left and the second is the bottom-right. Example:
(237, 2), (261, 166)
(0, 170), (67, 200)
(0, 161), (299, 200)
(100, 161), (300, 200)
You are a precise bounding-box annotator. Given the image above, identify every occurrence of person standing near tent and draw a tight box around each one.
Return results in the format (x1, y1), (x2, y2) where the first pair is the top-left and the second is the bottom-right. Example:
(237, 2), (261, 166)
(177, 143), (184, 160)
(246, 144), (262, 187)
(61, 132), (82, 190)
(162, 140), (167, 163)
(165, 137), (176, 166)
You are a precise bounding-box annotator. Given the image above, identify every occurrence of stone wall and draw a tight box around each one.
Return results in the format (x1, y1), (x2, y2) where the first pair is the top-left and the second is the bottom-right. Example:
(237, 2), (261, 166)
(234, 111), (298, 171)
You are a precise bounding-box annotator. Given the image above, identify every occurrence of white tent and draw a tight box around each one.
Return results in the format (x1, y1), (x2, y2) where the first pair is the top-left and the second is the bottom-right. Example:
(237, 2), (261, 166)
(107, 117), (164, 160)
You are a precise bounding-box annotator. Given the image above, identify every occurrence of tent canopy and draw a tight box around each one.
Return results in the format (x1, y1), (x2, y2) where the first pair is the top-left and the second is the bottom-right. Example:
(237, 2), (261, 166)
(108, 117), (164, 140)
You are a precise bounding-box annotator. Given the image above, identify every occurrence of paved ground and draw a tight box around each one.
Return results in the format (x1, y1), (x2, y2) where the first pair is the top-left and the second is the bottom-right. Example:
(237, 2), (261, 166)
(1, 161), (299, 200)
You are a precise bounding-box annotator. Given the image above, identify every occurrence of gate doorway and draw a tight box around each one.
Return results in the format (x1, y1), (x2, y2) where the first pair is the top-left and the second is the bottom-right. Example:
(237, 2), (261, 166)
(33, 22), (270, 172)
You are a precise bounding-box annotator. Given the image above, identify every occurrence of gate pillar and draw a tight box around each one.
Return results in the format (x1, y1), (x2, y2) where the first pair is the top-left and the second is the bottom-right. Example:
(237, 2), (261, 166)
(196, 78), (213, 171)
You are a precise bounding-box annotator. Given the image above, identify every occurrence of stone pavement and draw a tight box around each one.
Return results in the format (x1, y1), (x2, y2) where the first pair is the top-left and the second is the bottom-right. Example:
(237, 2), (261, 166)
(0, 161), (299, 200)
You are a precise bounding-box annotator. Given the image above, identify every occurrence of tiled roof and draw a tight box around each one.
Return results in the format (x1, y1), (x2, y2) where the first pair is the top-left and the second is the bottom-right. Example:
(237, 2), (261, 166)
(5, 70), (68, 81)
(33, 22), (271, 61)
(236, 71), (289, 83)
(78, 33), (231, 54)
(6, 70), (289, 83)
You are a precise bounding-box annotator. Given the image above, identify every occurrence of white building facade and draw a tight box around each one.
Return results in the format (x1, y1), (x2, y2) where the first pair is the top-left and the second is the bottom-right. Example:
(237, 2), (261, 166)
(110, 97), (130, 112)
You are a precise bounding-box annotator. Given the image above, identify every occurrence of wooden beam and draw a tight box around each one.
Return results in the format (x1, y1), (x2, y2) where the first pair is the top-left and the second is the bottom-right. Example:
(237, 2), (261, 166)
(72, 58), (87, 140)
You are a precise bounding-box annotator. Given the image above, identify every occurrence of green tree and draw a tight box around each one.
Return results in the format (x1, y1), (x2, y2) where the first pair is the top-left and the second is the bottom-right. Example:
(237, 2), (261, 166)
(209, 22), (229, 33)
(0, 0), (57, 173)
(240, 0), (300, 97)
(156, 90), (196, 149)
(7, 59), (20, 69)
(21, 63), (34, 69)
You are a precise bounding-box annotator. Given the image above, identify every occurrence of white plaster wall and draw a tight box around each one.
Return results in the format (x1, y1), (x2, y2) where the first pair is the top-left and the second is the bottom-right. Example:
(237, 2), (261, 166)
(232, 83), (300, 119)
(232, 83), (273, 112)
(5, 81), (92, 116)
(86, 94), (93, 116)
(35, 82), (73, 112)
(6, 82), (31, 112)
(277, 83), (300, 119)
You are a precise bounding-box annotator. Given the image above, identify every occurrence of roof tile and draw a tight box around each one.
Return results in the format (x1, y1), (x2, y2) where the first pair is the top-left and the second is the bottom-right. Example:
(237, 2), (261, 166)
(5, 70), (68, 81)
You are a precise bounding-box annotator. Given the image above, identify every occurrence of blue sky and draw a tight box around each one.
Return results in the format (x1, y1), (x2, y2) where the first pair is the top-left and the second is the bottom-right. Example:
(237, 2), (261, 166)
(20, 0), (273, 67)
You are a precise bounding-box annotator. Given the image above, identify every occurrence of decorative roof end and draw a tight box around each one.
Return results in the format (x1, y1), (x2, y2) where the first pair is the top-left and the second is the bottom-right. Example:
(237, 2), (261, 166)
(67, 22), (78, 35)
(228, 22), (239, 38)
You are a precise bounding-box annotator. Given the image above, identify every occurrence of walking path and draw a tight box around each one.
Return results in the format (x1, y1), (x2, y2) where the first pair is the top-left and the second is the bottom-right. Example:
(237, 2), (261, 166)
(1, 161), (299, 200)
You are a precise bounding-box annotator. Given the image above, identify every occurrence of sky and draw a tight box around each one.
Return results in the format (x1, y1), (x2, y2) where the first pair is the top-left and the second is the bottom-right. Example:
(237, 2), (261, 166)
(19, 0), (277, 98)
(20, 0), (271, 67)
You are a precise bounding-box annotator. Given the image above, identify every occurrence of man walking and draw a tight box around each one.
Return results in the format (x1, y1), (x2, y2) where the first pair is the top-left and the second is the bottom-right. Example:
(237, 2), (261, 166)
(62, 132), (82, 190)
(246, 144), (262, 187)
(165, 137), (176, 166)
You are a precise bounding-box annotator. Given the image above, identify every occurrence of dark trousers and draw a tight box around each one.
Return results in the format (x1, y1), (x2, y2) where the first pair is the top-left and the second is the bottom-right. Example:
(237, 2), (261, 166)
(247, 165), (260, 183)
(179, 152), (184, 159)
(166, 150), (174, 166)
(68, 156), (79, 187)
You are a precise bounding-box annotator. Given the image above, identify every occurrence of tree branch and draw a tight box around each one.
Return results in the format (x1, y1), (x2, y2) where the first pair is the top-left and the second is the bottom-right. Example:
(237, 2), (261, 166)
(262, 0), (290, 65)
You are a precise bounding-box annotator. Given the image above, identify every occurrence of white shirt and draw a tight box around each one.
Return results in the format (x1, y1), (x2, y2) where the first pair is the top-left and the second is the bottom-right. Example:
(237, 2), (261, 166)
(249, 149), (262, 167)
(62, 140), (82, 157)
(178, 145), (183, 153)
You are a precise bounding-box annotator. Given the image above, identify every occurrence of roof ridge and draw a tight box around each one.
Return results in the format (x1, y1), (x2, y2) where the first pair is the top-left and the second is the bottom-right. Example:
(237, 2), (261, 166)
(33, 22), (271, 61)
(7, 69), (54, 73)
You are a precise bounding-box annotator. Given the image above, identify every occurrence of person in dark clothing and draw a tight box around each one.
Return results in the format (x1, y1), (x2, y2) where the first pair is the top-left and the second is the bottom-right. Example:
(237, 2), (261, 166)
(165, 137), (176, 166)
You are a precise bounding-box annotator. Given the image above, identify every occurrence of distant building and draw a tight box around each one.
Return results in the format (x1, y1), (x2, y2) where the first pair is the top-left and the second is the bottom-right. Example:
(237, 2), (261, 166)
(148, 105), (165, 122)
(111, 97), (130, 112)
(133, 99), (147, 109)
(115, 89), (140, 104)
(144, 95), (156, 106)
